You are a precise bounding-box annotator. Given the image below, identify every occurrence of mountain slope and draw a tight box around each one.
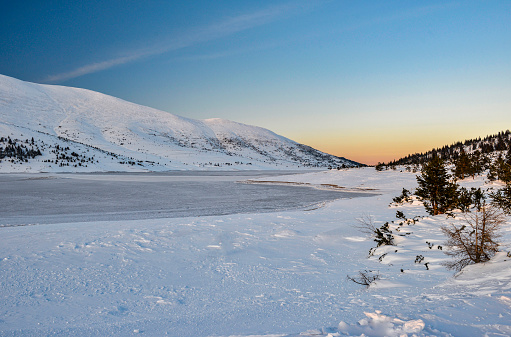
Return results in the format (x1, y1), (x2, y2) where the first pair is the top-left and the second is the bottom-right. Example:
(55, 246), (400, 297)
(0, 74), (359, 172)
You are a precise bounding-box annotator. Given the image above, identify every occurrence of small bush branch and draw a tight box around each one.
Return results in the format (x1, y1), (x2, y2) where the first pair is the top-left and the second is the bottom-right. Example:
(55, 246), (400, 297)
(347, 270), (380, 286)
(354, 214), (377, 235)
(355, 214), (394, 247)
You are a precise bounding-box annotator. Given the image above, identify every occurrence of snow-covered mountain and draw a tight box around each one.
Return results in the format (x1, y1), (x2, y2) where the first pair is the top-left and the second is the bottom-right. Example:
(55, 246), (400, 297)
(0, 74), (359, 172)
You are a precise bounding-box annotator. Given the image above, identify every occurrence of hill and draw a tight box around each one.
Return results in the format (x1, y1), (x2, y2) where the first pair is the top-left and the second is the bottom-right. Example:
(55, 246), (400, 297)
(0, 74), (359, 172)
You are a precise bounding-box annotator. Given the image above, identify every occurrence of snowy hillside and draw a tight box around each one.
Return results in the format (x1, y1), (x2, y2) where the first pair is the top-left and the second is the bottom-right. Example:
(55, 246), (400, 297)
(0, 74), (358, 172)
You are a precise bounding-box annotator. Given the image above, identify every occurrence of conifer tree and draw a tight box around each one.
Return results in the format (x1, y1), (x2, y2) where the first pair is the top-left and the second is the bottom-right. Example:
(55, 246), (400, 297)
(491, 184), (511, 214)
(454, 150), (470, 179)
(468, 151), (484, 178)
(416, 156), (459, 215)
(495, 154), (511, 183)
(375, 162), (384, 171)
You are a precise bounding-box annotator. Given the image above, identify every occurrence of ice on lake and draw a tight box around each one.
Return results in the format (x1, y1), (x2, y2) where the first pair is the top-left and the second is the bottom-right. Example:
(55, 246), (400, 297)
(0, 171), (373, 225)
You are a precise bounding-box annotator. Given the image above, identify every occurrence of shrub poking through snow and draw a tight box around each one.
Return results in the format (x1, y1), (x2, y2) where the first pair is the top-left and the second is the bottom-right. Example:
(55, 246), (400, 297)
(392, 188), (412, 205)
(355, 215), (394, 247)
(441, 203), (507, 271)
(347, 270), (380, 286)
(374, 222), (394, 247)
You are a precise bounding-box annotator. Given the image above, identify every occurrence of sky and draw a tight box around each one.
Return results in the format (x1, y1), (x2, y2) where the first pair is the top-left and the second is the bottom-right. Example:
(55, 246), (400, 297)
(1, 0), (510, 165)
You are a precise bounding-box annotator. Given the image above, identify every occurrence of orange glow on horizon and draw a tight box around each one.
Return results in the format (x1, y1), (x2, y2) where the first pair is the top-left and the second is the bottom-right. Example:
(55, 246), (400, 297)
(287, 124), (511, 166)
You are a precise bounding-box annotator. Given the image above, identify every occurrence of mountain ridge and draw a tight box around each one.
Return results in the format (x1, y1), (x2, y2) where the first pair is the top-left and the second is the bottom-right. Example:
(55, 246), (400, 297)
(0, 74), (359, 172)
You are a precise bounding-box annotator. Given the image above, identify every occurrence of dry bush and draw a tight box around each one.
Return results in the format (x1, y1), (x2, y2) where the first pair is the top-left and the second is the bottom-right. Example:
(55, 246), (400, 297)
(347, 270), (380, 286)
(442, 204), (507, 271)
(354, 214), (377, 235)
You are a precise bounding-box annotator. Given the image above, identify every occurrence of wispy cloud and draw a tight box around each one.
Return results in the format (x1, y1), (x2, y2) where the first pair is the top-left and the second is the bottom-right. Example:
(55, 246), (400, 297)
(173, 39), (287, 62)
(45, 55), (143, 83)
(45, 3), (304, 83)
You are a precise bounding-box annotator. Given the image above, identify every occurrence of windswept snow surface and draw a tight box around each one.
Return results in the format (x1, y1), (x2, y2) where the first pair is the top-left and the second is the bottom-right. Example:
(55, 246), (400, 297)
(0, 74), (357, 172)
(2, 168), (511, 336)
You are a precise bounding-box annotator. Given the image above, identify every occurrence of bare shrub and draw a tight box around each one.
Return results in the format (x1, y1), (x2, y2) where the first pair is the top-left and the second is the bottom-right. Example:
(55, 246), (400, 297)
(347, 270), (380, 286)
(354, 214), (377, 235)
(441, 204), (507, 271)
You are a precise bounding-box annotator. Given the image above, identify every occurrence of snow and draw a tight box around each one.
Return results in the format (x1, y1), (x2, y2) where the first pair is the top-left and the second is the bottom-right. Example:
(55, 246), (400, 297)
(337, 311), (426, 337)
(1, 167), (511, 336)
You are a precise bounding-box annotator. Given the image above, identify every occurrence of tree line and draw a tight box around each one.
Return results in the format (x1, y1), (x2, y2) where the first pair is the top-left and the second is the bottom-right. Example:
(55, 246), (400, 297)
(376, 130), (511, 168)
(0, 136), (42, 162)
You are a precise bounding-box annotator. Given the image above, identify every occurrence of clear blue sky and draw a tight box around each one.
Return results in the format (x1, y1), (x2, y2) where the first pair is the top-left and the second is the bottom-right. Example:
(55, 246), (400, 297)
(1, 0), (510, 164)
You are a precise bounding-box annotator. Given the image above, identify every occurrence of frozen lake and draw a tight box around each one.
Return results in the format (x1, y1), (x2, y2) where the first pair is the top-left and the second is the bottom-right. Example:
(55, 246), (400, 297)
(0, 171), (373, 225)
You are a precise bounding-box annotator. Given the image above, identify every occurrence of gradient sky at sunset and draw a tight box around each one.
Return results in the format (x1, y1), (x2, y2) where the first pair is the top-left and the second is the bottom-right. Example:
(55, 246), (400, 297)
(1, 1), (510, 165)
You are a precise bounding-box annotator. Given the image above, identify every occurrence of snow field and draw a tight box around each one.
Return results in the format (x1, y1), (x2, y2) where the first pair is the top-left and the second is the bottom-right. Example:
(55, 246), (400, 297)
(1, 168), (510, 336)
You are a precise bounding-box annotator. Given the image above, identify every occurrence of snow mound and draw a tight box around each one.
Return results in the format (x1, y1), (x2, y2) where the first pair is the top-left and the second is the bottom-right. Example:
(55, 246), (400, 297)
(337, 311), (426, 337)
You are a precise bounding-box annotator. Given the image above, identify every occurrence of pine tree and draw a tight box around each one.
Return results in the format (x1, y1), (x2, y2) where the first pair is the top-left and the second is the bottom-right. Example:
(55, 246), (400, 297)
(416, 156), (459, 215)
(491, 184), (511, 214)
(375, 162), (385, 171)
(496, 155), (511, 183)
(468, 151), (484, 178)
(454, 150), (470, 179)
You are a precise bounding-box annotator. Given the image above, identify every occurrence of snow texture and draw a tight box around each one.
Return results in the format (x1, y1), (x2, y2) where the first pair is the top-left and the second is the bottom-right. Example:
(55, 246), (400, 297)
(1, 168), (511, 336)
